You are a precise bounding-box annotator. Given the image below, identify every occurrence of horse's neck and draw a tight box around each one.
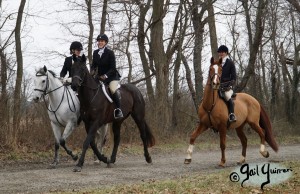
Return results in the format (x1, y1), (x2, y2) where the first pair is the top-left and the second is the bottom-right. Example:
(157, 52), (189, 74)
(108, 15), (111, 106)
(47, 75), (64, 105)
(79, 74), (103, 108)
(202, 84), (219, 111)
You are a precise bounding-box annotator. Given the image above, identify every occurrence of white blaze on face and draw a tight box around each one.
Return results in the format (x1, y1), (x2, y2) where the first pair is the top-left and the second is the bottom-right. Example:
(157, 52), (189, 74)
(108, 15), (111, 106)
(32, 73), (46, 100)
(212, 65), (219, 84)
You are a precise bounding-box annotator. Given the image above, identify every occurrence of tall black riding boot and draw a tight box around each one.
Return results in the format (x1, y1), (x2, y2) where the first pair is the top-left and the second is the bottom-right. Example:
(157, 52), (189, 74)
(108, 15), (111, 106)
(227, 98), (236, 122)
(112, 89), (123, 119)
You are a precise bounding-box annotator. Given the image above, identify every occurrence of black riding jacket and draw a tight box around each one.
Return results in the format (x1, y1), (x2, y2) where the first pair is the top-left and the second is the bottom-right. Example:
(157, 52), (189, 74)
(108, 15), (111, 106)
(221, 58), (236, 87)
(60, 56), (73, 78)
(91, 47), (121, 84)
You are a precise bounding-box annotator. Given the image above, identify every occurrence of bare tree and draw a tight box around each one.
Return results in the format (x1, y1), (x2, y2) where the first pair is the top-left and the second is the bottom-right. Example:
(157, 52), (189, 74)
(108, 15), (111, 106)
(12, 0), (27, 146)
(134, 0), (155, 104)
(235, 0), (268, 92)
(188, 0), (209, 108)
(172, 0), (186, 128)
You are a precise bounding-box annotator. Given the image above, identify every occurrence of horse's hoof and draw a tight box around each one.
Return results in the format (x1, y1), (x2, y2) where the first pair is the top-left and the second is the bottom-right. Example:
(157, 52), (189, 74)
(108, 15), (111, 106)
(237, 157), (246, 165)
(47, 164), (56, 169)
(110, 158), (116, 164)
(47, 161), (58, 169)
(237, 159), (246, 165)
(261, 151), (269, 158)
(218, 162), (225, 167)
(146, 157), (152, 164)
(73, 166), (82, 172)
(184, 159), (191, 164)
(73, 155), (79, 161)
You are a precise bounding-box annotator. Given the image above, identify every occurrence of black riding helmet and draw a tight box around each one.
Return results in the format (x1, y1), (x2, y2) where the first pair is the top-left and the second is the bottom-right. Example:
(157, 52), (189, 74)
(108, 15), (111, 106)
(70, 41), (83, 51)
(96, 34), (109, 42)
(217, 45), (229, 53)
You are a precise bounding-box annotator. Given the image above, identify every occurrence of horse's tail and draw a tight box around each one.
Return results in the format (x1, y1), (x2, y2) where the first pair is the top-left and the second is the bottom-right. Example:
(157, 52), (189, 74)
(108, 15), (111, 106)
(259, 105), (279, 152)
(145, 122), (155, 147)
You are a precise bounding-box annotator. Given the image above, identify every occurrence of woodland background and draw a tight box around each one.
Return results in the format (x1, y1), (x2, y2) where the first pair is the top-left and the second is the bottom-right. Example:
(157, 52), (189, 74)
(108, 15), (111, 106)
(0, 0), (299, 152)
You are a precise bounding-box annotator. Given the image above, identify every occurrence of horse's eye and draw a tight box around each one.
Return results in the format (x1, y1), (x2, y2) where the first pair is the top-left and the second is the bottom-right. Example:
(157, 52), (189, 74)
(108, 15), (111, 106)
(42, 80), (46, 83)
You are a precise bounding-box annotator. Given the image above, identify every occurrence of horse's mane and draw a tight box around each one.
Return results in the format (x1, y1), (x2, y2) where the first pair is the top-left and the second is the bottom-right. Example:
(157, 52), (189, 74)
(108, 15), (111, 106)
(48, 70), (57, 77)
(36, 67), (57, 77)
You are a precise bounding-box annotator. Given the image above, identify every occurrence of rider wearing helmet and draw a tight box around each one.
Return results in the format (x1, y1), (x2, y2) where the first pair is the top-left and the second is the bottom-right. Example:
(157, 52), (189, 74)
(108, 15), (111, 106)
(218, 45), (237, 123)
(60, 41), (83, 83)
(91, 34), (123, 119)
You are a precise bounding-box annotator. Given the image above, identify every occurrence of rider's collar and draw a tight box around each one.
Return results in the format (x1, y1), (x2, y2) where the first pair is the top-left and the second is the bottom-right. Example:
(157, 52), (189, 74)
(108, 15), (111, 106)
(222, 56), (229, 66)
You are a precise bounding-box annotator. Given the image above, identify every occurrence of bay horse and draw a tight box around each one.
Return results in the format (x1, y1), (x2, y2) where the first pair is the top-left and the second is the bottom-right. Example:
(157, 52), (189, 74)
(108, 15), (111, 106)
(33, 66), (109, 168)
(184, 57), (278, 167)
(70, 54), (155, 172)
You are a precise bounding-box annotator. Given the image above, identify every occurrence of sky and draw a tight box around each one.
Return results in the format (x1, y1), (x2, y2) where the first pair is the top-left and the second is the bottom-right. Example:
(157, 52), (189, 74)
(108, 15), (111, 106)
(2, 0), (82, 76)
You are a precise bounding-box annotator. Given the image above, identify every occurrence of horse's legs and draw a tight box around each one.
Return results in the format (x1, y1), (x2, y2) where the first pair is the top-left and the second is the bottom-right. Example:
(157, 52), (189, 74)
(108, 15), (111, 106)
(131, 115), (152, 163)
(94, 124), (109, 163)
(219, 127), (227, 167)
(248, 122), (269, 158)
(74, 122), (109, 172)
(184, 124), (207, 164)
(60, 121), (78, 161)
(110, 122), (121, 164)
(235, 124), (247, 164)
(89, 131), (110, 167)
(49, 122), (61, 168)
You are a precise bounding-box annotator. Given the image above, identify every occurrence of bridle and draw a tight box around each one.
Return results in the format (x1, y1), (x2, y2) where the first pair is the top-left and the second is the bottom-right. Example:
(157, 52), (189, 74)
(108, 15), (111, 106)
(34, 72), (64, 96)
(34, 71), (77, 126)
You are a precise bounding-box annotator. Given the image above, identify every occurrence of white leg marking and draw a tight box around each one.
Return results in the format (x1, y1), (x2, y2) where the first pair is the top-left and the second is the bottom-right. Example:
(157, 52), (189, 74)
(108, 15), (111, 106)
(260, 144), (265, 153)
(186, 145), (194, 159)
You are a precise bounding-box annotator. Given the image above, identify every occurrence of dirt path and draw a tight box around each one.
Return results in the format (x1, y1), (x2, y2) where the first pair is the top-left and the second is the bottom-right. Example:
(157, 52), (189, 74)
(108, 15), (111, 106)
(0, 144), (299, 193)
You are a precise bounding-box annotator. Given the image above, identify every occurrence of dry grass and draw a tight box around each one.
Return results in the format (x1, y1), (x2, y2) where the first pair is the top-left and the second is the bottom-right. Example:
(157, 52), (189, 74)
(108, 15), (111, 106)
(55, 160), (300, 194)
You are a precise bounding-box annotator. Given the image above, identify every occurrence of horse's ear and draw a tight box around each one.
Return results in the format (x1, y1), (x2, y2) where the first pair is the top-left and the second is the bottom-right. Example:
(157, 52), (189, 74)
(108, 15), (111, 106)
(219, 58), (222, 65)
(210, 57), (214, 64)
(43, 65), (47, 73)
(81, 54), (86, 62)
(72, 54), (77, 62)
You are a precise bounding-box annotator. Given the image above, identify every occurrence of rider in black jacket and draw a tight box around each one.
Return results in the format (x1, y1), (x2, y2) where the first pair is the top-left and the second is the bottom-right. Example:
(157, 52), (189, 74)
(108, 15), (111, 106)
(60, 41), (83, 83)
(218, 45), (237, 123)
(91, 34), (123, 119)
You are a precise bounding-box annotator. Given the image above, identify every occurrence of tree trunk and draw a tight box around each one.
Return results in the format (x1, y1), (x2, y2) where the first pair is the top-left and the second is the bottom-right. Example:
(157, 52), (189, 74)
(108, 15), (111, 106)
(0, 48), (9, 141)
(207, 0), (218, 59)
(86, 0), (94, 65)
(279, 43), (292, 122)
(290, 43), (300, 124)
(150, 0), (169, 132)
(12, 0), (26, 147)
(190, 1), (207, 108)
(136, 0), (155, 104)
(100, 0), (108, 34)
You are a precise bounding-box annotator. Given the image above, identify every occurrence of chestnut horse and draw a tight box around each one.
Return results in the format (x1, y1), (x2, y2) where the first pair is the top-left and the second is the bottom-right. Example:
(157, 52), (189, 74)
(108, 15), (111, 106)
(184, 57), (278, 167)
(70, 55), (155, 172)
